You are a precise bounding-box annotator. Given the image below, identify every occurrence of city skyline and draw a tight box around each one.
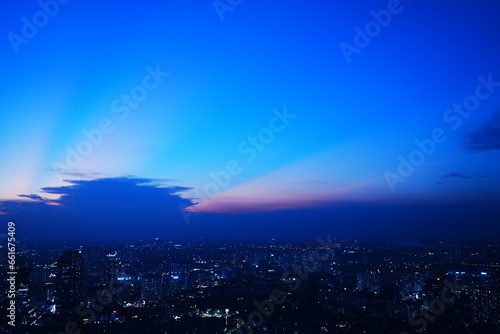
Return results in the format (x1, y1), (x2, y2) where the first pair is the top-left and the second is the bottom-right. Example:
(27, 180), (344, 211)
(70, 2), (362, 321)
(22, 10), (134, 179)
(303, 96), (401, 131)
(3, 1), (500, 332)
(2, 237), (499, 333)
(1, 0), (500, 240)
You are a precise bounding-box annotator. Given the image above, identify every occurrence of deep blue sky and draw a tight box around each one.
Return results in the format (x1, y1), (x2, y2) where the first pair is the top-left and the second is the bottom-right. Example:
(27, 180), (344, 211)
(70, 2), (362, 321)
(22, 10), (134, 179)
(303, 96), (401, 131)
(1, 0), (500, 240)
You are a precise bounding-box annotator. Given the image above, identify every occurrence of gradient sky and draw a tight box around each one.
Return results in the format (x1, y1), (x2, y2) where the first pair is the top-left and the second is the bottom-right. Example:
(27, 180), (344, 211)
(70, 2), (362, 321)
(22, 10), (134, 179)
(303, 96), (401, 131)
(1, 0), (500, 240)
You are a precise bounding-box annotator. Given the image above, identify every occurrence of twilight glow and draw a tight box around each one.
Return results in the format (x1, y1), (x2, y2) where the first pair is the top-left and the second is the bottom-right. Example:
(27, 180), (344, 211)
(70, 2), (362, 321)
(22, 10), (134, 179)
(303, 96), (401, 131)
(1, 0), (500, 239)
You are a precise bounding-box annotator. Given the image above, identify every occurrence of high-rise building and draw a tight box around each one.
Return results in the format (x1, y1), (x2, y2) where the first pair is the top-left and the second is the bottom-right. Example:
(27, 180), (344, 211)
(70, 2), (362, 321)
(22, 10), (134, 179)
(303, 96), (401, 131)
(56, 250), (83, 312)
(141, 273), (163, 302)
(466, 288), (500, 325)
(103, 251), (118, 285)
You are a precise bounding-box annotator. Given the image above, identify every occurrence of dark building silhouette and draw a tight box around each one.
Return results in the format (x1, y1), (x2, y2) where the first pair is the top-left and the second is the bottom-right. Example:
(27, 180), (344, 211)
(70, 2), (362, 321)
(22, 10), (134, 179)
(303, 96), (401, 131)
(296, 274), (321, 313)
(102, 252), (118, 285)
(56, 250), (83, 312)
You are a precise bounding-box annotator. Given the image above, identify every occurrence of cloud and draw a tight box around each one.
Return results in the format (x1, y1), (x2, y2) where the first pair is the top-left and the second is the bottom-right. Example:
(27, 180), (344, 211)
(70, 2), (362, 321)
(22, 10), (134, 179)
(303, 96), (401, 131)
(41, 168), (110, 179)
(464, 111), (500, 152)
(1, 177), (500, 241)
(17, 194), (46, 201)
(0, 177), (195, 240)
(441, 173), (489, 180)
(437, 172), (489, 185)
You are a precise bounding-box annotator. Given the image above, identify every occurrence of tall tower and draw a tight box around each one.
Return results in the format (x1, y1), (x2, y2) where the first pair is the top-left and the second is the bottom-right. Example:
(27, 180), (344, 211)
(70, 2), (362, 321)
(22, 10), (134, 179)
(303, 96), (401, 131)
(56, 251), (84, 312)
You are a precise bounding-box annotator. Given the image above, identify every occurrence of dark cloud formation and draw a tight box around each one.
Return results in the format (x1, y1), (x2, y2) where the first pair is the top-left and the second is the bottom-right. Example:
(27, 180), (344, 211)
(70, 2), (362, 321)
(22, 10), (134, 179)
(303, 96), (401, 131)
(464, 111), (500, 152)
(1, 177), (195, 240)
(1, 177), (500, 241)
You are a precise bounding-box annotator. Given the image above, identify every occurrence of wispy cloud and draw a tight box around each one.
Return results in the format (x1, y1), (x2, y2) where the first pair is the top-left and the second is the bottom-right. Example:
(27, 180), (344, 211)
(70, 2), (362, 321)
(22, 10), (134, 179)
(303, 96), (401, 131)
(17, 194), (47, 201)
(442, 172), (489, 180)
(41, 168), (110, 179)
(437, 172), (489, 184)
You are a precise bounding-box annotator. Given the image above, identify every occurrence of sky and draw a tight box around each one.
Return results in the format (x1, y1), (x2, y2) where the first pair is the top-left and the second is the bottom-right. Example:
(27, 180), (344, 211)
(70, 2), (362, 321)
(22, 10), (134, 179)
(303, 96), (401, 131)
(1, 0), (500, 241)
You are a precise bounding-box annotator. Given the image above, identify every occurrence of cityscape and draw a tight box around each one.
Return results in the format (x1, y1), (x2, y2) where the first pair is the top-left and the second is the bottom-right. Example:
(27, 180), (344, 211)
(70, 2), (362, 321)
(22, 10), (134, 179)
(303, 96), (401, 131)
(2, 0), (500, 333)
(1, 237), (499, 333)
